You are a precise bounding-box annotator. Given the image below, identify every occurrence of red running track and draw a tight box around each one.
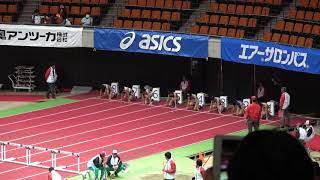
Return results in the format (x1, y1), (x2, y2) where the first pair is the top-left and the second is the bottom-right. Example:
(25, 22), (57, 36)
(0, 95), (46, 102)
(0, 97), (278, 179)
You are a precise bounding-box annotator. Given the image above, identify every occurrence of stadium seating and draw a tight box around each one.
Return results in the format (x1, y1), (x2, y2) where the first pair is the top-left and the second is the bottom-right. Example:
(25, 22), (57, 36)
(190, 0), (280, 38)
(261, 0), (320, 48)
(112, 0), (197, 31)
(0, 0), (319, 49)
(0, 0), (22, 23)
(39, 0), (109, 25)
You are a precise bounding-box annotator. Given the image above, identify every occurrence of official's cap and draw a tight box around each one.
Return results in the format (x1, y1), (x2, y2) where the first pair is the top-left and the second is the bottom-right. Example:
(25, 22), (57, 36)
(305, 120), (310, 126)
(100, 151), (107, 157)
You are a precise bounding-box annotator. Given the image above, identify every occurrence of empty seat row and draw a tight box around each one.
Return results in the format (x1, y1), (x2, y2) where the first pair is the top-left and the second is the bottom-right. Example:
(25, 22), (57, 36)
(217, 0), (282, 6)
(119, 8), (180, 22)
(39, 5), (101, 16)
(209, 2), (270, 16)
(41, 0), (108, 6)
(67, 17), (82, 24)
(113, 19), (171, 31)
(0, 4), (18, 14)
(191, 25), (245, 38)
(0, 15), (13, 22)
(128, 0), (191, 10)
(0, 0), (22, 5)
(274, 20), (320, 36)
(263, 32), (313, 47)
(300, 0), (320, 9)
(197, 14), (257, 28)
(288, 9), (320, 21)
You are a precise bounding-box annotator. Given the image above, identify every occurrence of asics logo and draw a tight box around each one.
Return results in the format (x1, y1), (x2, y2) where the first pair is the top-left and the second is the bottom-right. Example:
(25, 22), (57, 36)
(119, 31), (182, 52)
(119, 32), (135, 50)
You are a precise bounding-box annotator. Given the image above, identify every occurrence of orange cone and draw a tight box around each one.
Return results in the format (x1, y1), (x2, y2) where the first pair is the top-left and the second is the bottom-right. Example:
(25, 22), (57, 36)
(199, 151), (204, 163)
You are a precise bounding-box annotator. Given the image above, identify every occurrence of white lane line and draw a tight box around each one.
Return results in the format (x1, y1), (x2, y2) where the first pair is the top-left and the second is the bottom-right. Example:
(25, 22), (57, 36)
(4, 107), (179, 154)
(0, 96), (98, 119)
(16, 120), (278, 180)
(0, 98), (109, 127)
(0, 102), (146, 136)
(3, 108), (217, 164)
(16, 118), (259, 180)
(1, 113), (231, 176)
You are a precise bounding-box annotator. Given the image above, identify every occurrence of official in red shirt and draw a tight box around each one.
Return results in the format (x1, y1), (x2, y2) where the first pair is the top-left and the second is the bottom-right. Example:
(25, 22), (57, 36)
(244, 96), (262, 133)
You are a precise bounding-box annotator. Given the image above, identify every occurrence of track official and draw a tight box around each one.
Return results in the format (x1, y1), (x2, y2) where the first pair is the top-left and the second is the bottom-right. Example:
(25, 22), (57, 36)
(244, 96), (262, 133)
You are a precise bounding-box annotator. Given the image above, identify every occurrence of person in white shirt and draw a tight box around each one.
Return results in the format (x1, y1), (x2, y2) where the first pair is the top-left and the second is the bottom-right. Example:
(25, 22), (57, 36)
(87, 151), (107, 180)
(257, 82), (265, 102)
(296, 123), (307, 144)
(279, 87), (290, 128)
(194, 159), (206, 180)
(45, 64), (58, 99)
(32, 9), (43, 24)
(305, 120), (315, 142)
(64, 18), (71, 25)
(179, 76), (190, 99)
(81, 13), (93, 26)
(106, 150), (124, 177)
(48, 167), (62, 180)
(163, 152), (176, 180)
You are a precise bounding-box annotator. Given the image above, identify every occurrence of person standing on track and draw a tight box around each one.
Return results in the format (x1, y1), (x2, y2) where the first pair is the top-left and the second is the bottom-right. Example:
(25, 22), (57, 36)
(163, 152), (176, 180)
(87, 151), (107, 180)
(179, 75), (191, 99)
(279, 87), (290, 128)
(48, 167), (62, 180)
(45, 64), (58, 99)
(257, 82), (266, 102)
(244, 96), (262, 133)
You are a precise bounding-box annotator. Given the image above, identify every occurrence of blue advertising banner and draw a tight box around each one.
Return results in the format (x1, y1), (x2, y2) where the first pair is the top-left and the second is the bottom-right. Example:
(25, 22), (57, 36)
(94, 28), (208, 58)
(221, 37), (320, 74)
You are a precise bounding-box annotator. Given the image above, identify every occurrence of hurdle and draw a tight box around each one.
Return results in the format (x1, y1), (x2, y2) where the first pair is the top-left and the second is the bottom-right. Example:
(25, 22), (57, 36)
(0, 141), (80, 174)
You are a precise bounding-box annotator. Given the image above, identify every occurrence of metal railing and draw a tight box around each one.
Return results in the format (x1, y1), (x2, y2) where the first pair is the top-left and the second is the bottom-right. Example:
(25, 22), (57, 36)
(0, 141), (81, 174)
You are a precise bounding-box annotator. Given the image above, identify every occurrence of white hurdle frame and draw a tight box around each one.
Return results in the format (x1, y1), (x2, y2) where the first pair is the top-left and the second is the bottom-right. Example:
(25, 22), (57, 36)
(0, 141), (80, 174)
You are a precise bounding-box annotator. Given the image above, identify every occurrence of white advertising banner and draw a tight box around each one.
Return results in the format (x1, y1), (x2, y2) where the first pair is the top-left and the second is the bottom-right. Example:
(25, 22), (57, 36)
(0, 24), (83, 47)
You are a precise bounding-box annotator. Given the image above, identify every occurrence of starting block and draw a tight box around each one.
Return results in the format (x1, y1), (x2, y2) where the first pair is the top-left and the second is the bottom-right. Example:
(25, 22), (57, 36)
(132, 85), (141, 98)
(111, 82), (119, 95)
(242, 98), (251, 109)
(267, 101), (275, 116)
(151, 88), (160, 102)
(197, 93), (205, 107)
(220, 96), (228, 108)
(174, 90), (183, 104)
